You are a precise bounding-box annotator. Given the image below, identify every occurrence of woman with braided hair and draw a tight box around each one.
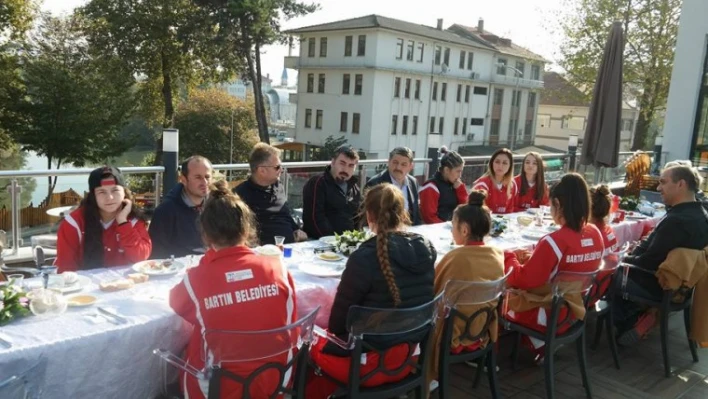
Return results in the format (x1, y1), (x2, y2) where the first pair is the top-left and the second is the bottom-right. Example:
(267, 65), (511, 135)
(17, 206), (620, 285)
(307, 183), (436, 398)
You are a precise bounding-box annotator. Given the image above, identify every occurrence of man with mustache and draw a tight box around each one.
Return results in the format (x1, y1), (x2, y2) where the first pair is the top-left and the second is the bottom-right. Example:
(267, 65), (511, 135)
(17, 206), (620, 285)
(364, 147), (422, 225)
(302, 145), (362, 238)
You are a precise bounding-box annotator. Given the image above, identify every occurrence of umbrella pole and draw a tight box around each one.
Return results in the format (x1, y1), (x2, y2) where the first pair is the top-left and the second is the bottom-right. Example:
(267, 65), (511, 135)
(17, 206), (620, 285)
(593, 168), (601, 184)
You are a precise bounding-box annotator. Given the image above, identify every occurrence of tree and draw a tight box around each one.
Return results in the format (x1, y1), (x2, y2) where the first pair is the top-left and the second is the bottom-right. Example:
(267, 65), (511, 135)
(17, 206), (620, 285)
(194, 0), (319, 143)
(557, 0), (681, 150)
(1, 16), (137, 201)
(311, 135), (348, 161)
(174, 88), (259, 164)
(0, 144), (36, 208)
(79, 0), (243, 162)
(0, 0), (36, 39)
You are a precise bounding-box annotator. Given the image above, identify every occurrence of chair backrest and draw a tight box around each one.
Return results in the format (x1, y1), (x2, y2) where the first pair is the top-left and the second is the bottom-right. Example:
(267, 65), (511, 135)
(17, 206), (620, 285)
(203, 307), (319, 399)
(346, 294), (443, 338)
(589, 242), (631, 302)
(548, 270), (598, 334)
(0, 358), (46, 399)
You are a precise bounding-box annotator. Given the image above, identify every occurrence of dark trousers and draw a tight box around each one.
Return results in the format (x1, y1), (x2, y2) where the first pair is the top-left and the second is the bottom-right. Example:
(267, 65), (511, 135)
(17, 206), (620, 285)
(612, 273), (663, 334)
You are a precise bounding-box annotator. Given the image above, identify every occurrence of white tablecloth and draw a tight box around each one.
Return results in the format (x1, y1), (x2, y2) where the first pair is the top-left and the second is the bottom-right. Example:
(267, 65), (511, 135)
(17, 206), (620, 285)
(0, 212), (662, 398)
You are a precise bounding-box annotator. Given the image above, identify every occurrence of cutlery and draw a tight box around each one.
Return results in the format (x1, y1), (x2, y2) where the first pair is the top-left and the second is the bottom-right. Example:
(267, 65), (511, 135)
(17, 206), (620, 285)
(97, 307), (128, 324)
(0, 334), (12, 349)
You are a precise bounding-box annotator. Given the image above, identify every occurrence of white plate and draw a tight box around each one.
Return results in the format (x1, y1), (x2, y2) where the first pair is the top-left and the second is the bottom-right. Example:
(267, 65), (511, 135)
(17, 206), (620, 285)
(40, 275), (92, 295)
(316, 252), (344, 262)
(319, 236), (337, 245)
(300, 262), (345, 277)
(625, 214), (648, 220)
(67, 294), (97, 307)
(526, 208), (541, 214)
(546, 224), (560, 232)
(522, 230), (548, 241)
(132, 260), (186, 276)
(253, 245), (282, 257)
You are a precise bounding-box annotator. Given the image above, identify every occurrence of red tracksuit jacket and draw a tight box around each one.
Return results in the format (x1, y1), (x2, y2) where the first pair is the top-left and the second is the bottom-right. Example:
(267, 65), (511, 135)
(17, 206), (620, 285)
(505, 224), (604, 335)
(170, 246), (297, 399)
(594, 221), (619, 298)
(55, 208), (151, 272)
(513, 175), (550, 212)
(471, 176), (517, 214)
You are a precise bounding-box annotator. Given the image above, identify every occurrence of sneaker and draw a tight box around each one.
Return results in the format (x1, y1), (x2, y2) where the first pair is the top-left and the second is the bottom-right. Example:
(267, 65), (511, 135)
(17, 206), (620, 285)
(617, 311), (657, 346)
(429, 380), (439, 392)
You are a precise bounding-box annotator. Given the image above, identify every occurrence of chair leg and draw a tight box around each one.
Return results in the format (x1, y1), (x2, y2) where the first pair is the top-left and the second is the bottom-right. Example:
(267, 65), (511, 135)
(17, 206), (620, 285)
(606, 308), (620, 370)
(543, 344), (555, 399)
(684, 307), (699, 363)
(511, 332), (521, 370)
(486, 348), (501, 399)
(660, 310), (671, 378)
(591, 314), (604, 350)
(438, 356), (449, 399)
(577, 331), (593, 398)
(472, 358), (483, 388)
(413, 384), (424, 399)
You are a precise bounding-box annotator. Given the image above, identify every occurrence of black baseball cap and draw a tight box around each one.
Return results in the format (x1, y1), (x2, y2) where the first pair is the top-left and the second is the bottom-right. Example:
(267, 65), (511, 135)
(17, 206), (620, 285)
(88, 166), (125, 192)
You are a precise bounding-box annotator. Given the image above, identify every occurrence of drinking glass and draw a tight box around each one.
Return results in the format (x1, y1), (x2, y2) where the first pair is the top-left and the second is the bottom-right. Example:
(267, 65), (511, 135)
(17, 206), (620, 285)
(274, 236), (285, 251)
(8, 274), (24, 289)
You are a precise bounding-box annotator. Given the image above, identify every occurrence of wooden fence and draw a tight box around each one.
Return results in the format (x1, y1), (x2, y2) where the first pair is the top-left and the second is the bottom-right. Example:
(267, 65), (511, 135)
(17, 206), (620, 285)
(0, 189), (83, 231)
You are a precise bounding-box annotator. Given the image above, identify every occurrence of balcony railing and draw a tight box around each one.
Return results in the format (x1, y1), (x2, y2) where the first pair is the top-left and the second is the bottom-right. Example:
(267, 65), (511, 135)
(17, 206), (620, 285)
(492, 74), (544, 89)
(284, 56), (299, 69)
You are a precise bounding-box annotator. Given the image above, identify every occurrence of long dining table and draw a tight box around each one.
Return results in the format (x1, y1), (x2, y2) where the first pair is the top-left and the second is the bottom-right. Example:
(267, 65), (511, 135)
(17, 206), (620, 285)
(0, 212), (663, 399)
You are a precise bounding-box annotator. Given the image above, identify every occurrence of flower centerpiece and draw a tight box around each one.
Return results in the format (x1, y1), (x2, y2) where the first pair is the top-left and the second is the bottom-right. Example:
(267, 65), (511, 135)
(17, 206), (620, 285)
(0, 281), (31, 326)
(334, 230), (372, 256)
(620, 196), (639, 211)
(491, 215), (508, 237)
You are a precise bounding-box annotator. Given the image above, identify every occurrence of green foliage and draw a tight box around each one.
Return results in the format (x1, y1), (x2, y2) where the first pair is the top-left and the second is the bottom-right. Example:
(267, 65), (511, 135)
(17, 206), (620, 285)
(126, 152), (157, 194)
(174, 88), (259, 164)
(0, 144), (36, 208)
(0, 0), (36, 39)
(0, 283), (31, 326)
(310, 135), (348, 161)
(557, 0), (681, 150)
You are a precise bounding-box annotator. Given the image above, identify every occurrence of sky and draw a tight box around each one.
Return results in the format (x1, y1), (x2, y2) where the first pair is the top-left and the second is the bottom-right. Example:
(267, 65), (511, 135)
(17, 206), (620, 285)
(41, 0), (566, 83)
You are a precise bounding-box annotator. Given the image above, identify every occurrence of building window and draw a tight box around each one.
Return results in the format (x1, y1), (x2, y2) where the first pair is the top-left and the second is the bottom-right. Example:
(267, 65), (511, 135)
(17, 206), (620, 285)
(524, 119), (534, 141)
(515, 61), (525, 77)
(318, 73), (325, 93)
(471, 118), (484, 126)
(474, 86), (487, 95)
(412, 116), (418, 135)
(531, 65), (541, 80)
(417, 42), (424, 62)
(443, 47), (450, 66)
(430, 116), (436, 133)
(394, 77), (401, 98)
(494, 88), (504, 105)
(391, 115), (398, 135)
(622, 119), (634, 131)
(462, 117), (468, 135)
(344, 36), (353, 56)
(352, 113), (360, 133)
(340, 112), (348, 132)
(342, 74), (350, 94)
(308, 38), (315, 57)
(320, 37), (327, 57)
(490, 119), (500, 135)
(432, 82), (438, 101)
(459, 51), (466, 69)
(395, 38), (404, 59)
(439, 117), (445, 134)
(512, 89), (521, 106)
(406, 40), (414, 61)
(497, 59), (507, 75)
(414, 79), (421, 99)
(306, 73), (314, 93)
(454, 117), (459, 135)
(456, 84), (462, 102)
(434, 45), (441, 65)
(467, 52), (474, 70)
(441, 83), (447, 101)
(528, 92), (536, 108)
(465, 85), (470, 103)
(402, 115), (408, 135)
(305, 109), (312, 128)
(404, 78), (411, 98)
(354, 74), (363, 95)
(316, 110), (323, 129)
(357, 35), (366, 56)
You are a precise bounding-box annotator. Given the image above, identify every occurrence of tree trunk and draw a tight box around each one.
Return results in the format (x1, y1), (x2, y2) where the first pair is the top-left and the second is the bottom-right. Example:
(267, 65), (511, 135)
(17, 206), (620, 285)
(239, 22), (269, 143)
(254, 42), (270, 142)
(155, 49), (175, 165)
(631, 87), (655, 150)
(44, 157), (59, 204)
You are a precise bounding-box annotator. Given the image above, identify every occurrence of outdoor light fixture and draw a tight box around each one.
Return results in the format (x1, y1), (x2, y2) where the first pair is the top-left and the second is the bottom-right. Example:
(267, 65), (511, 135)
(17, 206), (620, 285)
(162, 128), (179, 194)
(568, 134), (579, 171)
(568, 134), (579, 147)
(652, 135), (664, 175)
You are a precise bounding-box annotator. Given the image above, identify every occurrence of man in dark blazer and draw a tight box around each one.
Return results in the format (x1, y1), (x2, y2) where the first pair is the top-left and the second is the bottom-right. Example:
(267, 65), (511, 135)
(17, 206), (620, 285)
(365, 147), (422, 225)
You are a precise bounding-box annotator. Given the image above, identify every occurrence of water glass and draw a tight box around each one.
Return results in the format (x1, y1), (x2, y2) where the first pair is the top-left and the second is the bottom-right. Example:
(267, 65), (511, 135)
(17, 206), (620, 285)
(283, 247), (293, 258)
(8, 274), (24, 289)
(274, 236), (285, 251)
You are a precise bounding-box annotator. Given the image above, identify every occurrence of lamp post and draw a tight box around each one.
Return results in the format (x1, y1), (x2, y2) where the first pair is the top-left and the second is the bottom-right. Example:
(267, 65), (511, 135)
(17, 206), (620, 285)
(162, 128), (179, 194)
(652, 135), (664, 175)
(568, 134), (579, 171)
(496, 63), (523, 150)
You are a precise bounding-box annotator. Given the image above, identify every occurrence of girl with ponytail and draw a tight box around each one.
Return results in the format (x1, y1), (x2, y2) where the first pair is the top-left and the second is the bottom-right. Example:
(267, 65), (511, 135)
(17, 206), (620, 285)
(426, 190), (506, 385)
(170, 180), (297, 399)
(307, 183), (436, 398)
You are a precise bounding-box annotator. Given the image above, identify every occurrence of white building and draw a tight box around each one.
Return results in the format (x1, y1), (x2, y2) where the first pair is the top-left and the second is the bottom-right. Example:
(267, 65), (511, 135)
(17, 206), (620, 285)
(662, 0), (708, 166)
(284, 15), (546, 160)
(221, 75), (273, 100)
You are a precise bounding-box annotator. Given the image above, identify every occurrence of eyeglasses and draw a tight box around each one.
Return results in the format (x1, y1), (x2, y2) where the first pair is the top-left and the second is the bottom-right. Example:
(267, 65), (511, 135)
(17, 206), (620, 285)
(260, 165), (282, 171)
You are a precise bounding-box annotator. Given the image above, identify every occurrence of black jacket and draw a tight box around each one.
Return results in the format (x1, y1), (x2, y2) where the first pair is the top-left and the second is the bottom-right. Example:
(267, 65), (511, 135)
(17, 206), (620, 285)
(625, 201), (708, 295)
(234, 178), (299, 245)
(365, 170), (422, 226)
(302, 166), (362, 238)
(422, 171), (459, 222)
(326, 232), (436, 353)
(149, 184), (203, 259)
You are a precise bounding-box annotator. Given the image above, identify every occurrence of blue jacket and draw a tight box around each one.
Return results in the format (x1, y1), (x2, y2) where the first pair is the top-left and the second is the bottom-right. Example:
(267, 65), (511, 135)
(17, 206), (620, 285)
(148, 184), (203, 259)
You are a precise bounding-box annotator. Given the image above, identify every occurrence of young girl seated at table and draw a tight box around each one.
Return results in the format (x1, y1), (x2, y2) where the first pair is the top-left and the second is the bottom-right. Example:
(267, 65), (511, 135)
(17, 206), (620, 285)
(55, 166), (151, 272)
(590, 184), (620, 297)
(307, 183), (436, 398)
(504, 173), (605, 363)
(514, 152), (550, 211)
(169, 180), (297, 399)
(427, 190), (506, 386)
(472, 148), (518, 214)
(419, 148), (469, 223)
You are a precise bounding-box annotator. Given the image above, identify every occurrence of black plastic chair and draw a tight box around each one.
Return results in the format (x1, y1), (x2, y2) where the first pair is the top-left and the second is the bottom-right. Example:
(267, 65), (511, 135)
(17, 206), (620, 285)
(503, 270), (597, 399)
(313, 294), (443, 399)
(438, 273), (510, 399)
(588, 243), (630, 370)
(618, 263), (699, 377)
(154, 307), (319, 399)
